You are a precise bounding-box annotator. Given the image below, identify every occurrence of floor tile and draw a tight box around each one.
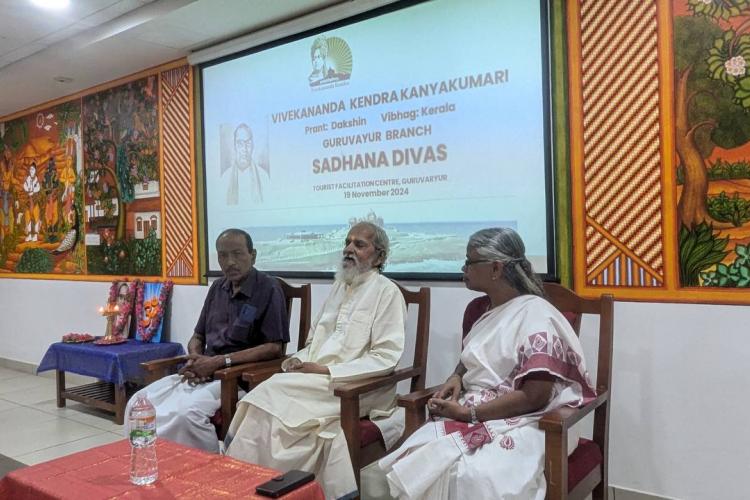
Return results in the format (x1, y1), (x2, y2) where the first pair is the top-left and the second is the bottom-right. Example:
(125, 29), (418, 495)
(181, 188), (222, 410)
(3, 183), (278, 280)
(0, 416), (103, 458)
(14, 432), (123, 465)
(34, 401), (124, 433)
(0, 406), (57, 428)
(0, 367), (28, 381)
(0, 384), (58, 405)
(0, 374), (55, 395)
(0, 398), (20, 412)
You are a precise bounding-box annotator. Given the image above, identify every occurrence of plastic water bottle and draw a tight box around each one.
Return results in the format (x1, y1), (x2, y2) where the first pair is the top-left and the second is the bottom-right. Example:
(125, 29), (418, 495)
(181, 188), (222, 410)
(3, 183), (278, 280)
(128, 393), (158, 485)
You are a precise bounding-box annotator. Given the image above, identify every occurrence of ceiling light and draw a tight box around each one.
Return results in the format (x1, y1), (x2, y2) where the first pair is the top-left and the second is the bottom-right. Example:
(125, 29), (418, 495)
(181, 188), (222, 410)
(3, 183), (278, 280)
(30, 0), (70, 10)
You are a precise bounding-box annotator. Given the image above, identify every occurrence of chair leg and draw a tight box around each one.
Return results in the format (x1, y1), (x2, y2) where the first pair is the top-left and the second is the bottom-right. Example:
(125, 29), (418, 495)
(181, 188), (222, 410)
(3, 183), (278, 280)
(340, 396), (361, 492)
(544, 430), (568, 500)
(220, 378), (239, 441)
(593, 480), (607, 500)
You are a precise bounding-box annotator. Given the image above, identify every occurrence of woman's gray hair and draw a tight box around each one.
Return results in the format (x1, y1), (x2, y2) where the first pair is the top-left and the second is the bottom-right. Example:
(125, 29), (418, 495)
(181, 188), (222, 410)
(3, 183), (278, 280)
(467, 227), (545, 297)
(352, 221), (389, 272)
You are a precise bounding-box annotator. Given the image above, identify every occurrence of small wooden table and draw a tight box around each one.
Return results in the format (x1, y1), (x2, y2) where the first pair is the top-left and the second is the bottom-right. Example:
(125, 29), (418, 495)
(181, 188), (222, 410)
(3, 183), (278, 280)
(37, 339), (185, 424)
(0, 439), (325, 499)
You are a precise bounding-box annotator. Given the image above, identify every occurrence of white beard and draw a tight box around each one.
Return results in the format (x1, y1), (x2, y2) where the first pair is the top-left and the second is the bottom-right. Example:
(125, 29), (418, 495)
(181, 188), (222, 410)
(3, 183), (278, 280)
(335, 262), (359, 285)
(335, 258), (374, 285)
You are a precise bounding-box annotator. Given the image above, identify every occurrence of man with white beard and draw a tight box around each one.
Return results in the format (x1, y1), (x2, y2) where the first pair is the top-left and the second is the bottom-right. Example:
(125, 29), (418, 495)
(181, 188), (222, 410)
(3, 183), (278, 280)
(225, 221), (406, 500)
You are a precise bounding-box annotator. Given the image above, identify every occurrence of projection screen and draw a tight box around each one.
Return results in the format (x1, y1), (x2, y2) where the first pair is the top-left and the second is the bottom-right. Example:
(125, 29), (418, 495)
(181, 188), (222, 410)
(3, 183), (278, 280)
(201, 0), (554, 278)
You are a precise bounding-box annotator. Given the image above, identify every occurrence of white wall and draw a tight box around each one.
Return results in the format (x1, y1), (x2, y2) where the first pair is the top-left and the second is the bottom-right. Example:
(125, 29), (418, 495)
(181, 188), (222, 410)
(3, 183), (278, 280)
(0, 278), (747, 500)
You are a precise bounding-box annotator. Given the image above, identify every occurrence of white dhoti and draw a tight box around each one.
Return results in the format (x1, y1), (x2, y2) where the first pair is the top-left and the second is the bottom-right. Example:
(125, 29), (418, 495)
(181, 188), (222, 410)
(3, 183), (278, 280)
(226, 372), (396, 500)
(125, 374), (228, 453)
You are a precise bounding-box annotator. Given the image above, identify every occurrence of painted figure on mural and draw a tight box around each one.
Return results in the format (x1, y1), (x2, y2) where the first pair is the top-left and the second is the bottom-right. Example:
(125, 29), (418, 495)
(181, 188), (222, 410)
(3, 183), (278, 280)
(59, 155), (76, 226)
(44, 156), (60, 235)
(23, 162), (41, 242)
(43, 157), (58, 193)
(0, 148), (14, 244)
(45, 189), (59, 236)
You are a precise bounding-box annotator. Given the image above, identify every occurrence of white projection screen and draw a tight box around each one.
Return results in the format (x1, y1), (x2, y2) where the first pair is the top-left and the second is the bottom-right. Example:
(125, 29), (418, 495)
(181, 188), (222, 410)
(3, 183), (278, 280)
(201, 0), (555, 279)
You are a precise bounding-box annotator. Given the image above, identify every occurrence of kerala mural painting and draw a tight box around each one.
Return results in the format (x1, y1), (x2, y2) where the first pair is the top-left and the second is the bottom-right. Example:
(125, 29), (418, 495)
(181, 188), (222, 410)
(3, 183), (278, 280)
(0, 102), (85, 275)
(82, 76), (162, 276)
(675, 0), (750, 288)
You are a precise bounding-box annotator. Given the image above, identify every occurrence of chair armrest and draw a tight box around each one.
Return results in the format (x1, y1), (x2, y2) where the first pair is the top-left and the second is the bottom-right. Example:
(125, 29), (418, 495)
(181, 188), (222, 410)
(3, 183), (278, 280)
(213, 357), (288, 380)
(241, 360), (287, 385)
(140, 355), (188, 372)
(397, 385), (442, 409)
(333, 367), (422, 399)
(538, 392), (609, 433)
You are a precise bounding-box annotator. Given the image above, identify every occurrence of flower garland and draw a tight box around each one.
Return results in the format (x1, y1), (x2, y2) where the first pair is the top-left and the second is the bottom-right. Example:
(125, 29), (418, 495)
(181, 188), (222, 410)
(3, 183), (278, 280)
(107, 279), (138, 338)
(135, 280), (173, 342)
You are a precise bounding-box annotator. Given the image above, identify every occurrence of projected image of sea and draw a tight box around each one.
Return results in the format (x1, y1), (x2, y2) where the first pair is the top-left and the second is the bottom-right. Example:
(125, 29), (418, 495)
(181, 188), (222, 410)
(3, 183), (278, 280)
(248, 220), (516, 273)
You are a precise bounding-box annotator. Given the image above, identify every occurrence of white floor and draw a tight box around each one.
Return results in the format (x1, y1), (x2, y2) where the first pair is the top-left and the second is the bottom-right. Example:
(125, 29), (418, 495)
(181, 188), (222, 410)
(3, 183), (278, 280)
(0, 366), (123, 465)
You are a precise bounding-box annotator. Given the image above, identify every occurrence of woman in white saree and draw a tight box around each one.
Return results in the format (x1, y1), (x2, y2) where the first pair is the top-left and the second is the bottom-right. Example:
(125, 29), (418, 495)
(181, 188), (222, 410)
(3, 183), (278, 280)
(379, 228), (596, 500)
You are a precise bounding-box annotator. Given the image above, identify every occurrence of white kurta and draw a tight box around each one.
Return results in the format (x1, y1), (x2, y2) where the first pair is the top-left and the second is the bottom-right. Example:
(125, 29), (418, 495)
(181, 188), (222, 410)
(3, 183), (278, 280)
(226, 270), (406, 499)
(379, 295), (596, 500)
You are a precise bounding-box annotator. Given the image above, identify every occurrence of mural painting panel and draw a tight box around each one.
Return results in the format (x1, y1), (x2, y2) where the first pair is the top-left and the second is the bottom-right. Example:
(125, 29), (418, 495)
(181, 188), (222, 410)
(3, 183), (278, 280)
(82, 76), (162, 276)
(0, 102), (85, 275)
(674, 0), (750, 289)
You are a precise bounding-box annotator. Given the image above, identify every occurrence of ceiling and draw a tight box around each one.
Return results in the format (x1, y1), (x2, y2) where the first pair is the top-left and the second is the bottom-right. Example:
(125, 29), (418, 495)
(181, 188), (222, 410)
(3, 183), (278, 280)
(0, 0), (350, 118)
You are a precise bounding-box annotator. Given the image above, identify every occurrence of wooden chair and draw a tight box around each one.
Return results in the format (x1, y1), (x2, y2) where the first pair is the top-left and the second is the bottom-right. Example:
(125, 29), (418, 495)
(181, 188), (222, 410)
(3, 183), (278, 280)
(242, 281), (431, 492)
(140, 277), (311, 440)
(335, 282), (430, 491)
(398, 283), (614, 500)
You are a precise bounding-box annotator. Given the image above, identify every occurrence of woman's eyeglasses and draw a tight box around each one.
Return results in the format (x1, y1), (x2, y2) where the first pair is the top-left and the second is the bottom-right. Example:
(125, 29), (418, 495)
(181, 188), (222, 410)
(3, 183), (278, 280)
(463, 258), (493, 267)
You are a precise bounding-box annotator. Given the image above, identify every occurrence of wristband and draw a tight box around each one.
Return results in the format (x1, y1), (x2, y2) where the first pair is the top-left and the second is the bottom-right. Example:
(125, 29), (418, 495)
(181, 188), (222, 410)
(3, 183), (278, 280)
(469, 406), (479, 424)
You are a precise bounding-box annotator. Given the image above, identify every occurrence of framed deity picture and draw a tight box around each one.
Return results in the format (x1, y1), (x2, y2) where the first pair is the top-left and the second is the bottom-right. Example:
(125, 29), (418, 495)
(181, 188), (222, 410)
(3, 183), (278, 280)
(107, 280), (137, 338)
(135, 280), (173, 343)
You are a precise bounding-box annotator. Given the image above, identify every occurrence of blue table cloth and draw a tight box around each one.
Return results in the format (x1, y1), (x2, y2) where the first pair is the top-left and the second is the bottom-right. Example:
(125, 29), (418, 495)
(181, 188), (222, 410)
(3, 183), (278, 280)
(37, 339), (185, 385)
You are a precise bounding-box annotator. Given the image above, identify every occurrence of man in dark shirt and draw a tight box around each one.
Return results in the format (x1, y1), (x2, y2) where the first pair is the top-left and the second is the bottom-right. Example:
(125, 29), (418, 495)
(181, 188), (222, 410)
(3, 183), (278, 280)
(126, 229), (289, 452)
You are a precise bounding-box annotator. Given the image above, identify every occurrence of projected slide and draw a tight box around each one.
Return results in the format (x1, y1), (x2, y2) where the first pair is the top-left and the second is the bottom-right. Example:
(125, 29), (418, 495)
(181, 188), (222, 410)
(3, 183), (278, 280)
(202, 0), (549, 274)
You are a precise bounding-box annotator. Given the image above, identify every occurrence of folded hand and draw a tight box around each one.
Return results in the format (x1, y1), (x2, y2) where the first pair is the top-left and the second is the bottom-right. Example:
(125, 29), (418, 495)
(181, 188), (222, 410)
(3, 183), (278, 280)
(286, 361), (330, 375)
(433, 375), (462, 402)
(427, 397), (470, 422)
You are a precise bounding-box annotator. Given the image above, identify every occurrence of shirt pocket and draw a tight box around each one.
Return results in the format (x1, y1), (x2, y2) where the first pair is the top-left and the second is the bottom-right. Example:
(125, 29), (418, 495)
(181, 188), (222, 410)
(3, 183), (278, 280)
(229, 304), (257, 343)
(339, 311), (372, 351)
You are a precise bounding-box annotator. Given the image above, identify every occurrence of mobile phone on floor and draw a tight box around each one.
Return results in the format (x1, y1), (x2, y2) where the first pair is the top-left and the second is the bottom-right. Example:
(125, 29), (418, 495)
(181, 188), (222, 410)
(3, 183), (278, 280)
(255, 470), (315, 498)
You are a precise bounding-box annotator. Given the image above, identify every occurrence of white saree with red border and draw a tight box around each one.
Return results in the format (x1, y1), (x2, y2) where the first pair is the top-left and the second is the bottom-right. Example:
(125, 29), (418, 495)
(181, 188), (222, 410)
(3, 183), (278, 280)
(379, 294), (596, 500)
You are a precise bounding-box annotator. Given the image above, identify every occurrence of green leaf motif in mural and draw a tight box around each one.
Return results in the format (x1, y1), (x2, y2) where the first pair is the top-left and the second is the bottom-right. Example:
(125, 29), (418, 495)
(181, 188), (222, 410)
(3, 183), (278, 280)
(707, 191), (750, 226)
(16, 248), (53, 274)
(134, 229), (161, 276)
(679, 222), (729, 286)
(701, 244), (750, 286)
(706, 30), (750, 85)
(688, 0), (750, 20)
